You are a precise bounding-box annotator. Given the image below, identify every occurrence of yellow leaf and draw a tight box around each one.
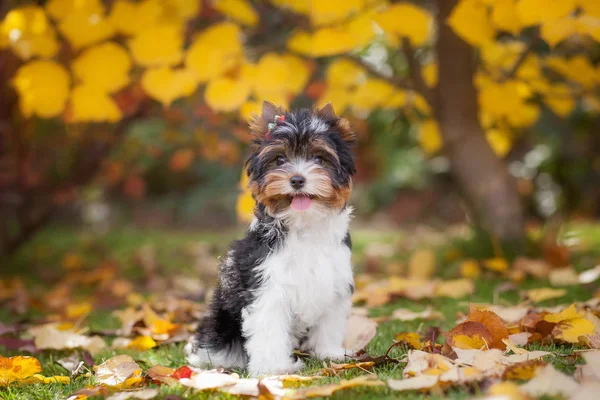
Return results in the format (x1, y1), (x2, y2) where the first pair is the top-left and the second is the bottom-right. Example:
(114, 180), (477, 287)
(205, 77), (251, 112)
(447, 0), (495, 47)
(544, 84), (575, 117)
(395, 332), (423, 350)
(486, 129), (512, 157)
(253, 52), (290, 100)
(70, 85), (122, 122)
(45, 0), (104, 21)
(73, 42), (131, 93)
(452, 334), (488, 350)
(141, 66), (198, 106)
(0, 6), (60, 59)
(460, 260), (481, 278)
(239, 99), (262, 122)
(12, 60), (70, 118)
(186, 22), (243, 81)
(318, 86), (350, 114)
(552, 318), (595, 343)
(58, 9), (115, 49)
(544, 304), (582, 323)
(326, 59), (365, 88)
(418, 120), (442, 155)
(576, 14), (600, 42)
(24, 374), (70, 384)
(483, 258), (509, 272)
(108, 0), (160, 36)
(491, 0), (522, 35)
(541, 17), (578, 46)
(0, 355), (42, 385)
(95, 355), (143, 389)
(288, 13), (375, 57)
(487, 382), (530, 399)
(213, 0), (258, 27)
(546, 55), (598, 89)
(129, 24), (183, 66)
(61, 252), (83, 270)
(517, 0), (576, 26)
(311, 0), (364, 26)
(127, 335), (157, 350)
(237, 169), (255, 223)
(374, 3), (433, 46)
(281, 54), (311, 94)
(435, 279), (475, 299)
(408, 249), (436, 279)
(351, 78), (395, 112)
(422, 63), (438, 88)
(66, 302), (93, 318)
(578, 0), (600, 17)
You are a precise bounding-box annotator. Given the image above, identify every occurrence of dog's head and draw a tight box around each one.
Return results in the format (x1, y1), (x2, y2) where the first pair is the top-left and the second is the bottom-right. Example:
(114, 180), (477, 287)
(246, 101), (356, 218)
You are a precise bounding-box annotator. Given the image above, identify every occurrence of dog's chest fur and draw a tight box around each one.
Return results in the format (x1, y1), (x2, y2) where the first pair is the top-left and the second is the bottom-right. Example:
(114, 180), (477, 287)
(254, 208), (353, 327)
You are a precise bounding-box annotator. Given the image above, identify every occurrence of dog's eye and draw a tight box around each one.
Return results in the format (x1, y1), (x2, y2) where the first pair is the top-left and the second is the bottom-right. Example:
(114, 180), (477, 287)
(276, 156), (286, 166)
(313, 156), (323, 165)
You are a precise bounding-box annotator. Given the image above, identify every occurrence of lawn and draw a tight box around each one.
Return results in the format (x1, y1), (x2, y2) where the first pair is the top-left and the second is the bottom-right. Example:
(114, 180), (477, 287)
(1, 223), (599, 399)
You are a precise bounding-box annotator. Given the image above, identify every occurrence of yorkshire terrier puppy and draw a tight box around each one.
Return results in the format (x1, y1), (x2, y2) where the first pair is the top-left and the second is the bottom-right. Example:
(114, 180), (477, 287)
(185, 101), (356, 376)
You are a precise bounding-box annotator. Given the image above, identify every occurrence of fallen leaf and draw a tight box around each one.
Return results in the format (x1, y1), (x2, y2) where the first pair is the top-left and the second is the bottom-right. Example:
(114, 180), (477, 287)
(435, 279), (474, 299)
(579, 265), (600, 284)
(460, 259), (481, 278)
(146, 365), (177, 386)
(106, 388), (159, 400)
(323, 361), (375, 376)
(466, 305), (509, 350)
(408, 249), (436, 279)
(503, 360), (546, 380)
(24, 374), (70, 384)
(343, 314), (377, 353)
(220, 377), (285, 397)
(29, 323), (106, 355)
(447, 321), (494, 350)
(543, 304), (582, 323)
(388, 375), (439, 391)
(552, 318), (595, 343)
(574, 350), (600, 382)
(519, 364), (578, 397)
(485, 381), (532, 400)
(526, 287), (567, 303)
(289, 375), (384, 398)
(127, 336), (157, 351)
(391, 307), (443, 322)
(549, 267), (579, 286)
(504, 351), (553, 363)
(483, 258), (509, 273)
(485, 305), (530, 324)
(95, 355), (143, 389)
(56, 354), (87, 377)
(508, 332), (532, 346)
(571, 382), (600, 400)
(0, 355), (42, 385)
(513, 257), (551, 278)
(171, 365), (194, 380)
(179, 369), (238, 390)
(403, 350), (454, 377)
(395, 332), (423, 350)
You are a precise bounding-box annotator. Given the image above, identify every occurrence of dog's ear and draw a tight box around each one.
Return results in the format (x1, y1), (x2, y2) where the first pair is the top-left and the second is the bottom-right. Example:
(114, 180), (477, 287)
(317, 103), (355, 143)
(249, 100), (285, 140)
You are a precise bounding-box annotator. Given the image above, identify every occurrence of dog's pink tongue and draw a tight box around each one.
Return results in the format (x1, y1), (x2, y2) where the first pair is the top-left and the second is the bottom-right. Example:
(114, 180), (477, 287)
(290, 195), (312, 211)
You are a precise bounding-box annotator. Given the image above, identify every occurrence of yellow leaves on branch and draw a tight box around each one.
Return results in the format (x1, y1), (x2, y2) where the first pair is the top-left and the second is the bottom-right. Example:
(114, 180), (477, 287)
(70, 85), (122, 123)
(129, 24), (184, 67)
(0, 6), (59, 60)
(186, 22), (243, 82)
(447, 0), (495, 47)
(73, 42), (131, 93)
(374, 3), (433, 46)
(13, 60), (70, 118)
(516, 0), (575, 27)
(55, 0), (115, 49)
(213, 0), (258, 27)
(141, 67), (198, 106)
(418, 120), (442, 155)
(205, 77), (251, 112)
(109, 0), (200, 36)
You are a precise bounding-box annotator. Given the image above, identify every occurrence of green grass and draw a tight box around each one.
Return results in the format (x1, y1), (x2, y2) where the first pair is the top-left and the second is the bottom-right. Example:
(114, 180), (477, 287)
(1, 223), (600, 399)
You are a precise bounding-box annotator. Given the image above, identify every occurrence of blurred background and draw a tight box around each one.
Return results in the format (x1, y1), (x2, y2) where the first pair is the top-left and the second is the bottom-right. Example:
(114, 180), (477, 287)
(0, 0), (599, 261)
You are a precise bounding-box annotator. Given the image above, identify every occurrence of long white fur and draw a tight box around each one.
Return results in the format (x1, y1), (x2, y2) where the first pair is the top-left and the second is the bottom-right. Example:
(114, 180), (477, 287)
(242, 206), (353, 376)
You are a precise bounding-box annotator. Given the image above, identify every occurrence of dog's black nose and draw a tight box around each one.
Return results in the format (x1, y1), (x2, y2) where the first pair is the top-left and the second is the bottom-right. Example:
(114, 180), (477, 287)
(290, 175), (306, 189)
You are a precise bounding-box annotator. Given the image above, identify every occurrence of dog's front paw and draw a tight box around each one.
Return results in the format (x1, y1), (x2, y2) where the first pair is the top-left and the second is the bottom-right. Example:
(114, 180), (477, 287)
(248, 357), (304, 377)
(314, 347), (347, 361)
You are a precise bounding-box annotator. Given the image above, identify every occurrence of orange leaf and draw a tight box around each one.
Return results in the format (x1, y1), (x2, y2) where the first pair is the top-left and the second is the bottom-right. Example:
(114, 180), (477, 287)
(0, 355), (42, 385)
(466, 304), (509, 350)
(169, 149), (195, 172)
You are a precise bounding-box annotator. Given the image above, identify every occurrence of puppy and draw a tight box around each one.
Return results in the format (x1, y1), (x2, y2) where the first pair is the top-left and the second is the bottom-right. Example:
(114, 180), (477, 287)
(185, 101), (356, 376)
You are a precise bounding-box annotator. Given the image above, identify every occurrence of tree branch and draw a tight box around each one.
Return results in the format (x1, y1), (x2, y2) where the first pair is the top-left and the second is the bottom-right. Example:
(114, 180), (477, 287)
(401, 37), (435, 107)
(499, 33), (539, 82)
(340, 54), (413, 91)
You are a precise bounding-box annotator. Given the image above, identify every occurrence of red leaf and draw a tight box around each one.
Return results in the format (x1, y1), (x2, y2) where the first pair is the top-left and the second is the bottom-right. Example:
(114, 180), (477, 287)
(171, 365), (193, 380)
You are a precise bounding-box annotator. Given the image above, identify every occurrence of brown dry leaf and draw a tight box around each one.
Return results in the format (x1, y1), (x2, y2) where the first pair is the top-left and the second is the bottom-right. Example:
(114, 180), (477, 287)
(343, 314), (377, 353)
(289, 375), (384, 398)
(439, 365), (482, 383)
(486, 305), (530, 324)
(408, 249), (436, 279)
(503, 360), (546, 380)
(508, 332), (532, 346)
(106, 388), (159, 400)
(571, 382), (600, 400)
(391, 307), (443, 322)
(552, 318), (595, 343)
(504, 351), (553, 363)
(519, 364), (578, 397)
(549, 267), (579, 286)
(29, 323), (106, 355)
(446, 321), (493, 350)
(574, 350), (600, 382)
(113, 307), (144, 336)
(395, 332), (423, 350)
(323, 361), (375, 376)
(95, 355), (143, 389)
(388, 375), (439, 391)
(403, 350), (454, 377)
(435, 279), (474, 299)
(526, 287), (567, 303)
(513, 257), (551, 278)
(581, 333), (600, 349)
(146, 365), (177, 386)
(466, 305), (509, 350)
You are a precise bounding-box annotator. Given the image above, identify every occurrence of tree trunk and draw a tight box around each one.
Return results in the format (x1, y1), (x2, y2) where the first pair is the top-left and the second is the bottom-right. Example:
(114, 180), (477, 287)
(434, 0), (525, 245)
